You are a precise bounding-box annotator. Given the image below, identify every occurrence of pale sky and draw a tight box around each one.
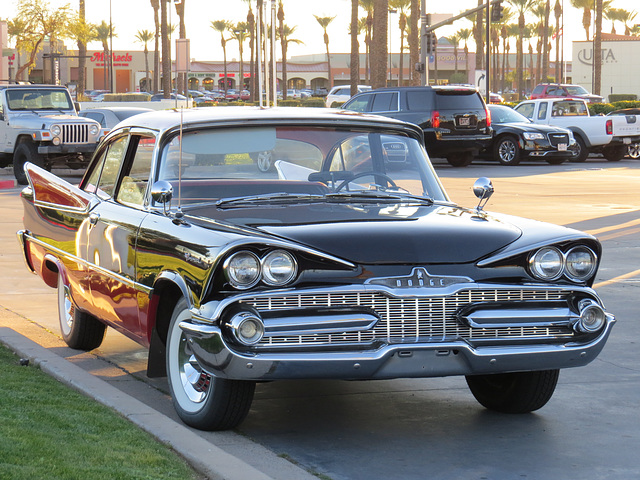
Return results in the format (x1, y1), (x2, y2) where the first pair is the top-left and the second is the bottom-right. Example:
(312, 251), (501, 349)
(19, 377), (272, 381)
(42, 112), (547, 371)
(4, 0), (639, 62)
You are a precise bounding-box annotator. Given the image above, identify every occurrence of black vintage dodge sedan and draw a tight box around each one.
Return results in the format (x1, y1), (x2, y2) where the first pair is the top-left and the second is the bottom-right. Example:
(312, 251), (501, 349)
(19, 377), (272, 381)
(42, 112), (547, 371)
(481, 104), (579, 165)
(17, 107), (614, 431)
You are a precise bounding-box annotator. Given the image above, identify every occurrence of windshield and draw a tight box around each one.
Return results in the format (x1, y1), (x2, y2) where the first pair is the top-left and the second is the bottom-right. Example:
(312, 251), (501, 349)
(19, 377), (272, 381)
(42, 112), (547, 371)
(157, 126), (448, 206)
(6, 89), (74, 111)
(489, 105), (531, 124)
(565, 85), (589, 95)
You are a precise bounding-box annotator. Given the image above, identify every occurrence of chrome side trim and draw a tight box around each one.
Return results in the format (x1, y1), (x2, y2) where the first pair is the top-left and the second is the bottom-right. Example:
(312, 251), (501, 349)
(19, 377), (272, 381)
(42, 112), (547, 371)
(21, 232), (153, 295)
(264, 313), (379, 337)
(16, 230), (36, 274)
(458, 307), (576, 329)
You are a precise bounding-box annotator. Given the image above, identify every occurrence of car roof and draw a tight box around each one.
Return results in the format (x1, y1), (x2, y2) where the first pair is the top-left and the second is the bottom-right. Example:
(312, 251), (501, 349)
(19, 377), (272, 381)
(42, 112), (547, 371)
(111, 106), (423, 137)
(362, 85), (479, 93)
(0, 84), (69, 91)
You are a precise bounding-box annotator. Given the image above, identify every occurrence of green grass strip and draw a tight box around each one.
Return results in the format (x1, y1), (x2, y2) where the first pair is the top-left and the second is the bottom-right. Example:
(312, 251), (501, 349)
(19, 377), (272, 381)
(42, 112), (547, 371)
(0, 344), (199, 480)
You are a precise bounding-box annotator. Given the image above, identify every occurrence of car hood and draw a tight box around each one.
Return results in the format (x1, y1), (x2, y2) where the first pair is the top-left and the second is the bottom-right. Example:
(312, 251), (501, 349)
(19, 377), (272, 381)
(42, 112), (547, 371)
(9, 112), (96, 127)
(186, 203), (522, 264)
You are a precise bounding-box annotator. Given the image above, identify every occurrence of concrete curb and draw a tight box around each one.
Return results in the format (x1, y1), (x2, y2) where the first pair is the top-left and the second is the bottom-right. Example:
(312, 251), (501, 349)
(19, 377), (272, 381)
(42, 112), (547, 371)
(0, 326), (275, 480)
(0, 178), (17, 189)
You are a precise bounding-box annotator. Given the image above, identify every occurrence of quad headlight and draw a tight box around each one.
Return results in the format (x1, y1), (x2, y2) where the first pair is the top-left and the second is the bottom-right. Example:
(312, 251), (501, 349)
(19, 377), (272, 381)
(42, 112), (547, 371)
(224, 249), (298, 289)
(530, 247), (564, 280)
(529, 245), (597, 283)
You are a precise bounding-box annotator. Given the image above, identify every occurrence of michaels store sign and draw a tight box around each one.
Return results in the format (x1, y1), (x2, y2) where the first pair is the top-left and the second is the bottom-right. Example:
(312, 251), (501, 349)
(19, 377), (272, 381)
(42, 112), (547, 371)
(573, 39), (640, 101)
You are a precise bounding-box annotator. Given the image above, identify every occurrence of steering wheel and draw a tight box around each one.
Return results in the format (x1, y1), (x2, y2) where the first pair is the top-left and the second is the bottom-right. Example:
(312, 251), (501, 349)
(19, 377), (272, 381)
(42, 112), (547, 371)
(334, 171), (398, 192)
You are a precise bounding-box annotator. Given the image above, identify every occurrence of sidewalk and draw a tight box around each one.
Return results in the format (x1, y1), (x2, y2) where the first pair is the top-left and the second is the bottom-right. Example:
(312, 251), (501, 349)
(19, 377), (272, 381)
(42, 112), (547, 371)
(0, 306), (317, 480)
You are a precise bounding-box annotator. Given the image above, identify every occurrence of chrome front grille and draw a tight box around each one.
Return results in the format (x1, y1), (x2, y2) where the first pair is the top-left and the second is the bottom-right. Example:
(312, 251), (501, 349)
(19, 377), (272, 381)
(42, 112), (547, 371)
(61, 124), (90, 144)
(240, 289), (574, 348)
(547, 133), (569, 147)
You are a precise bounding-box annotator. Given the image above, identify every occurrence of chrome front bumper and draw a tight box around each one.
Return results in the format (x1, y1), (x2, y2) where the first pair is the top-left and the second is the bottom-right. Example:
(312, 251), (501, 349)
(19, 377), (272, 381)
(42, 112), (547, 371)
(180, 312), (615, 381)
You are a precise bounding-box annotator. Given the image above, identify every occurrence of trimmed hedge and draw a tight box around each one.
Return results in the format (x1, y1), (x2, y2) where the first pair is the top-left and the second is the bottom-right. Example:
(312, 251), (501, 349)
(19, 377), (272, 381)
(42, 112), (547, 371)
(102, 93), (151, 102)
(608, 94), (637, 103)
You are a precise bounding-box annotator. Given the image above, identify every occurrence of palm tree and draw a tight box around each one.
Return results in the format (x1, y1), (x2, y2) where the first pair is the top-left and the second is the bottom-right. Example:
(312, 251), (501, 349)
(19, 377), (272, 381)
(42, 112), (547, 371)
(554, 0), (562, 81)
(135, 30), (154, 92)
(531, 1), (545, 86)
(511, 0), (535, 100)
(314, 15), (336, 89)
(390, 0), (410, 86)
(212, 20), (231, 94)
(370, 0), (388, 89)
(160, 0), (170, 97)
(230, 22), (249, 92)
(95, 21), (111, 91)
(570, 0), (595, 40)
(350, 0), (360, 95)
(446, 33), (462, 74)
(149, 0), (160, 93)
(458, 27), (472, 83)
(77, 0), (87, 97)
(360, 0), (375, 84)
(473, 0), (485, 69)
(605, 7), (626, 34)
(409, 0), (419, 85)
(541, 0), (551, 85)
(278, 25), (303, 96)
(620, 9), (637, 35)
(243, 0), (256, 100)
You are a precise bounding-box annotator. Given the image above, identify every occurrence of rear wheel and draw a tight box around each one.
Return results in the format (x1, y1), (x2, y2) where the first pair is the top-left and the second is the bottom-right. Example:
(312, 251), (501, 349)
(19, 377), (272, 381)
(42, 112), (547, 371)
(570, 135), (589, 163)
(602, 145), (626, 162)
(13, 142), (44, 185)
(628, 143), (640, 159)
(446, 151), (474, 167)
(494, 136), (521, 165)
(466, 369), (559, 413)
(166, 297), (256, 431)
(57, 271), (106, 350)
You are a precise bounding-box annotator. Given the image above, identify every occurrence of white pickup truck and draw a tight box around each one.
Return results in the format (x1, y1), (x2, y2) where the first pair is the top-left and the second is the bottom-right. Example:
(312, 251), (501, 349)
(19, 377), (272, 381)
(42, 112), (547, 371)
(514, 98), (640, 162)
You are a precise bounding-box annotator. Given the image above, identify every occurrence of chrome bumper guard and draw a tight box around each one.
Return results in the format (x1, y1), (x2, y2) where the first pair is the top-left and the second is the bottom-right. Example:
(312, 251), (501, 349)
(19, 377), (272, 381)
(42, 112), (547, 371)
(180, 311), (615, 381)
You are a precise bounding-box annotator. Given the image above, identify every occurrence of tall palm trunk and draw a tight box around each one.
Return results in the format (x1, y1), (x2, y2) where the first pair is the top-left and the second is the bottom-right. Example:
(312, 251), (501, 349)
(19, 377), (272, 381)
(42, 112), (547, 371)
(78, 0), (86, 97)
(409, 0), (419, 85)
(541, 0), (550, 82)
(350, 0), (360, 94)
(161, 0), (170, 97)
(371, 0), (388, 89)
(150, 0), (160, 93)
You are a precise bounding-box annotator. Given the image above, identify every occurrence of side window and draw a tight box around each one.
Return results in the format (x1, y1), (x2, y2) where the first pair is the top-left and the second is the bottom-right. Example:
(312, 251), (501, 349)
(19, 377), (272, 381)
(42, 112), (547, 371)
(532, 85), (544, 95)
(344, 95), (371, 112)
(117, 136), (156, 207)
(95, 136), (129, 200)
(83, 112), (106, 127)
(537, 102), (548, 120)
(515, 103), (534, 120)
(405, 91), (431, 111)
(371, 92), (398, 112)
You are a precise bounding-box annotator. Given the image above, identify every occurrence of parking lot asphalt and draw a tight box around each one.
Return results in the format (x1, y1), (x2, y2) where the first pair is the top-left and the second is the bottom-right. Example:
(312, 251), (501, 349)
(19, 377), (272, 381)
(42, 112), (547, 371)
(1, 159), (639, 480)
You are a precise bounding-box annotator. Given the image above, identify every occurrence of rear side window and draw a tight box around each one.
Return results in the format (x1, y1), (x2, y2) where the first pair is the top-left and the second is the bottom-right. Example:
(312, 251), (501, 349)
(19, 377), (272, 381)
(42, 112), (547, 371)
(532, 85), (544, 95)
(435, 91), (484, 109)
(405, 91), (431, 111)
(371, 92), (398, 112)
(344, 95), (371, 112)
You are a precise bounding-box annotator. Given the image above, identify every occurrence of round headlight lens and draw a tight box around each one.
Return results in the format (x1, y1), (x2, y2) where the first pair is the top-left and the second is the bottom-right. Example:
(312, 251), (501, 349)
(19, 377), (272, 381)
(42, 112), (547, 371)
(225, 251), (260, 289)
(530, 247), (564, 280)
(262, 250), (297, 286)
(89, 124), (100, 136)
(50, 124), (61, 136)
(565, 246), (597, 281)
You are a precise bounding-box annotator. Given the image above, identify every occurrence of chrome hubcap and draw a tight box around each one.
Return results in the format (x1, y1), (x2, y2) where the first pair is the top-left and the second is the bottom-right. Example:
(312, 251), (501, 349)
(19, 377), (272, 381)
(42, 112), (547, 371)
(499, 141), (516, 162)
(177, 336), (211, 404)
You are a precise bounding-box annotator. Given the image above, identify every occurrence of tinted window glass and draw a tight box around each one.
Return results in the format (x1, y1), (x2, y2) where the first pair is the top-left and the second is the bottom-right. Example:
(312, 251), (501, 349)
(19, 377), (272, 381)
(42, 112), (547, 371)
(371, 92), (398, 112)
(405, 91), (431, 111)
(532, 85), (544, 94)
(538, 102), (548, 120)
(435, 92), (484, 109)
(344, 95), (371, 112)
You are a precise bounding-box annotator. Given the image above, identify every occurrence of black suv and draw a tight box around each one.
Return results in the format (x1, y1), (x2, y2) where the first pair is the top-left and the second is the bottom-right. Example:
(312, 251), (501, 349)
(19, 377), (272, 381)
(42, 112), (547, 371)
(342, 86), (492, 167)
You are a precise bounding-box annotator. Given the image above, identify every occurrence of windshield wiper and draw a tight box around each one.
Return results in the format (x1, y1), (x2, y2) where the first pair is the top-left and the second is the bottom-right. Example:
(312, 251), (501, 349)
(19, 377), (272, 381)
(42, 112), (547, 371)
(325, 191), (433, 205)
(216, 192), (326, 209)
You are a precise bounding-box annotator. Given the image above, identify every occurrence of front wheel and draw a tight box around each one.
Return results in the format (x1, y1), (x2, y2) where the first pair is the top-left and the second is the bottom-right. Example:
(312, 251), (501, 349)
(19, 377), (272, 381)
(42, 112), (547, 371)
(466, 369), (559, 413)
(13, 142), (44, 185)
(57, 271), (106, 350)
(570, 135), (589, 163)
(166, 298), (256, 431)
(494, 136), (521, 165)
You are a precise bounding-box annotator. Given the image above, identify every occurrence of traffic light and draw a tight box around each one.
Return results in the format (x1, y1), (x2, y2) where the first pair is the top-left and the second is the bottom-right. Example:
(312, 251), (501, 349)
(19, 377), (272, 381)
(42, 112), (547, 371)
(491, 1), (504, 22)
(425, 32), (437, 55)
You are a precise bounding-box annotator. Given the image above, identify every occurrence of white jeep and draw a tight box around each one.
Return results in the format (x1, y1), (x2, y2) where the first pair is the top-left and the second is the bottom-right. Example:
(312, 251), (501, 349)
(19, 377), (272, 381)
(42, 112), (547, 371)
(0, 84), (101, 184)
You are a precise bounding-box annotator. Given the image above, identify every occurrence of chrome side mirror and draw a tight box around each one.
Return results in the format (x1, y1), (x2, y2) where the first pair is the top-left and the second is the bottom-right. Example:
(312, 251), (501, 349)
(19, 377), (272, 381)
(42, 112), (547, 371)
(150, 180), (173, 215)
(473, 177), (494, 212)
